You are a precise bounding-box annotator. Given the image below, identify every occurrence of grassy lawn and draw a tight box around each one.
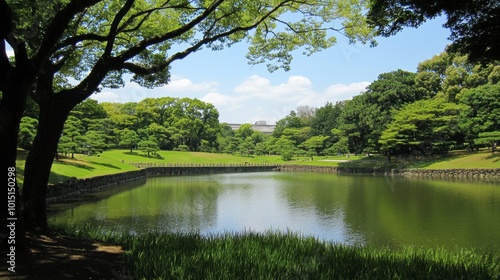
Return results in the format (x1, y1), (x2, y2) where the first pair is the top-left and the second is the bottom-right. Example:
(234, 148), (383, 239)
(15, 148), (499, 186)
(340, 149), (500, 170)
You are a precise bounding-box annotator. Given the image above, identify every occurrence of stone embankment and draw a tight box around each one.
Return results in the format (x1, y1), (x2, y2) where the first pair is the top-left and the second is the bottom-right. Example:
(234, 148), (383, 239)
(47, 164), (500, 202)
(47, 170), (146, 202)
(279, 165), (500, 180)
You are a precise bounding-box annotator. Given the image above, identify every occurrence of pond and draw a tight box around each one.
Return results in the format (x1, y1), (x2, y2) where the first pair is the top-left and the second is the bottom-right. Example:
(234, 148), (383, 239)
(49, 172), (500, 251)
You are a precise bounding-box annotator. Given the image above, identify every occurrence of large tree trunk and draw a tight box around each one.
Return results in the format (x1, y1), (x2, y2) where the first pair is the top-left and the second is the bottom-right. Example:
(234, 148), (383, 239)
(21, 100), (71, 232)
(0, 86), (29, 250)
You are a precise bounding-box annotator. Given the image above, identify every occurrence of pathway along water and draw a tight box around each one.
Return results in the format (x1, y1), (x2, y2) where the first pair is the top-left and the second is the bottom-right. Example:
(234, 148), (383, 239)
(48, 171), (500, 252)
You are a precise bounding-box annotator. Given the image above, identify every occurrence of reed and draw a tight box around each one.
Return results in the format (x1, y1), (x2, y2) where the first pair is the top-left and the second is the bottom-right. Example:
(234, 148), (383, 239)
(53, 224), (499, 279)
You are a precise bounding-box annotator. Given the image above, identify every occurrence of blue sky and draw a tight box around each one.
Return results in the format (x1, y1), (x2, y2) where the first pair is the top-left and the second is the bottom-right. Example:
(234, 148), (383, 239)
(8, 16), (451, 125)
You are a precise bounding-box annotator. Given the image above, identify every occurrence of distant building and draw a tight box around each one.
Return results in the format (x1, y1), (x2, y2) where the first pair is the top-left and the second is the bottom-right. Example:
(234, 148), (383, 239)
(228, 121), (276, 135)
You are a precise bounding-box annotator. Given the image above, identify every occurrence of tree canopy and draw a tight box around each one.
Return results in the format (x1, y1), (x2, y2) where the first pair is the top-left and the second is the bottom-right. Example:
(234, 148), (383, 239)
(367, 0), (500, 62)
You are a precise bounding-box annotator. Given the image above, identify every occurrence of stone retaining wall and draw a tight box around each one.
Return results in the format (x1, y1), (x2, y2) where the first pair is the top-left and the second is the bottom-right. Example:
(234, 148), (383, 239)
(47, 170), (146, 202)
(279, 165), (500, 180)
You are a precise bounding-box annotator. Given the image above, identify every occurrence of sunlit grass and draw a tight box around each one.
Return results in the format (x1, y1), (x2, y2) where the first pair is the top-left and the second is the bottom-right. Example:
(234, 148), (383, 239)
(422, 151), (499, 169)
(340, 150), (499, 170)
(53, 224), (500, 280)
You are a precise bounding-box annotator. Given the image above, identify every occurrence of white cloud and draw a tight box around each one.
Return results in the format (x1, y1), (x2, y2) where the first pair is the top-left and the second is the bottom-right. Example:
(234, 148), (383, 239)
(163, 76), (218, 92)
(90, 91), (120, 103)
(234, 75), (315, 102)
(297, 81), (370, 107)
(6, 50), (14, 58)
(233, 75), (368, 107)
(323, 81), (370, 101)
(201, 92), (250, 110)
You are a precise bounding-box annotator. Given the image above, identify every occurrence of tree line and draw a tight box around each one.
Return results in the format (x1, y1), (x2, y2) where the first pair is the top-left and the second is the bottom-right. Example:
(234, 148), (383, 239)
(268, 51), (500, 160)
(20, 97), (221, 157)
(17, 50), (500, 163)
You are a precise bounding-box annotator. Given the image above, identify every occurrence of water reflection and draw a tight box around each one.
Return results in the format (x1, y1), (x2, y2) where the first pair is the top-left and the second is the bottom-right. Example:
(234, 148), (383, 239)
(49, 172), (500, 251)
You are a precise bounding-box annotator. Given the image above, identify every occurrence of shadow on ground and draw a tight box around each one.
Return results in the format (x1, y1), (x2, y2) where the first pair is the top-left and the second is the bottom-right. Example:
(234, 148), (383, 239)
(0, 234), (127, 280)
(88, 161), (121, 169)
(485, 153), (499, 163)
(123, 151), (165, 160)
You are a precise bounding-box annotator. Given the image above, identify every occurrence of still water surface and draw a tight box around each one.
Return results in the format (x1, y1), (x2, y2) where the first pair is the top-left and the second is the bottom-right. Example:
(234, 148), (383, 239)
(49, 172), (500, 250)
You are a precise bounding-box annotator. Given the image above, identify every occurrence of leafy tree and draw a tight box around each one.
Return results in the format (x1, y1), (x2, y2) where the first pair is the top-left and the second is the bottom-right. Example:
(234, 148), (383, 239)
(273, 110), (306, 138)
(199, 139), (213, 153)
(176, 144), (190, 152)
(255, 137), (277, 156)
(219, 123), (235, 138)
(338, 95), (371, 154)
(339, 69), (425, 153)
(282, 127), (311, 146)
(2, 0), (375, 233)
(72, 99), (107, 121)
(324, 137), (349, 156)
(250, 131), (266, 145)
(138, 136), (160, 157)
(238, 137), (255, 157)
(171, 98), (220, 151)
(18, 117), (38, 150)
(235, 124), (254, 139)
(102, 102), (139, 131)
(136, 97), (176, 128)
(367, 0), (500, 62)
(364, 70), (423, 142)
(275, 137), (297, 161)
(146, 122), (172, 150)
(475, 131), (500, 153)
(300, 135), (329, 159)
(459, 83), (500, 148)
(82, 130), (108, 155)
(310, 101), (344, 139)
(415, 51), (499, 102)
(57, 116), (85, 159)
(379, 98), (463, 160)
(119, 129), (140, 153)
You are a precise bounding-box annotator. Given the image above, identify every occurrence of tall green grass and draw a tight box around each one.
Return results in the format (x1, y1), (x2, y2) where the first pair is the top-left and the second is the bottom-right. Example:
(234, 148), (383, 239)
(53, 224), (499, 280)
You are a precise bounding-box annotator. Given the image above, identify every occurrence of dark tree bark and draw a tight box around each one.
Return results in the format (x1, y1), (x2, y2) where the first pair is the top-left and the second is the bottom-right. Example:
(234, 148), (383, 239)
(0, 85), (30, 249)
(21, 98), (73, 231)
(0, 0), (34, 247)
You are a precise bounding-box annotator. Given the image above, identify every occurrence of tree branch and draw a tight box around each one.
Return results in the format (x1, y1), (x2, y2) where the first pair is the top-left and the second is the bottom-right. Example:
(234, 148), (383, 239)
(104, 0), (136, 57)
(115, 0), (224, 63)
(116, 0), (293, 76)
(35, 0), (102, 70)
(57, 33), (109, 49)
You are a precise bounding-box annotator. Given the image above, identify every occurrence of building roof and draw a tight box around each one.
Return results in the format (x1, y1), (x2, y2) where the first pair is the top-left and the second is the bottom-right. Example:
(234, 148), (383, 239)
(227, 123), (276, 134)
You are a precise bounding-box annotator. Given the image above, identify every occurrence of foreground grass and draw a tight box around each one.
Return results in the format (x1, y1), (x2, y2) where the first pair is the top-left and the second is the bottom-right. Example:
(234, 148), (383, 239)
(54, 224), (499, 280)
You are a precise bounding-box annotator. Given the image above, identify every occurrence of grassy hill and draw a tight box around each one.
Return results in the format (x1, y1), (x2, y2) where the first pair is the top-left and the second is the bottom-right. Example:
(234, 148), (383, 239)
(15, 148), (499, 186)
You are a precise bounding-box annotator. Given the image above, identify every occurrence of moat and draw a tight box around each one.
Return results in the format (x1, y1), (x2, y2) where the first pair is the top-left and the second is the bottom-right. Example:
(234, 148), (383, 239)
(49, 172), (500, 251)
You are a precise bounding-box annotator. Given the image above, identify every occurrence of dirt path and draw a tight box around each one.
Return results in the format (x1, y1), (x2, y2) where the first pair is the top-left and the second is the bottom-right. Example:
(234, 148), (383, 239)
(1, 233), (129, 279)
